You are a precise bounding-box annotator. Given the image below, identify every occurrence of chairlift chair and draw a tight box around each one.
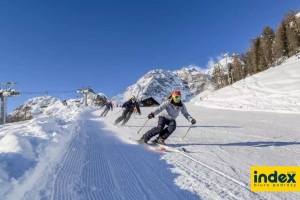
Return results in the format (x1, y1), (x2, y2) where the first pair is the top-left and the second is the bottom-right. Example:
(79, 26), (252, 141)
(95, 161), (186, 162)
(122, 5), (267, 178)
(75, 99), (80, 107)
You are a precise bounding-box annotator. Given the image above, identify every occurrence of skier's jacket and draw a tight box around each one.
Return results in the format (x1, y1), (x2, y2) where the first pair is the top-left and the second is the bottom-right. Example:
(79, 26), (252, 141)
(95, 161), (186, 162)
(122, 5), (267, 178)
(104, 102), (113, 111)
(152, 99), (192, 121)
(122, 100), (141, 114)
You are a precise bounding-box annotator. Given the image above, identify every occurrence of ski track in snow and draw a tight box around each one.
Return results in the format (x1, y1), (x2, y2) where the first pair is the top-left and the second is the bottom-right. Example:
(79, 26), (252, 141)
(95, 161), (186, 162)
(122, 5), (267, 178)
(108, 106), (300, 200)
(22, 110), (198, 200)
(4, 104), (300, 200)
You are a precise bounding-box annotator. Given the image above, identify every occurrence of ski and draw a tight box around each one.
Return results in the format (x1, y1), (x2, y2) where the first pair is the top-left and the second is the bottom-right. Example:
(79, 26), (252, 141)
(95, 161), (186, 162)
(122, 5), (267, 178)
(152, 141), (186, 152)
(159, 144), (186, 152)
(127, 138), (166, 152)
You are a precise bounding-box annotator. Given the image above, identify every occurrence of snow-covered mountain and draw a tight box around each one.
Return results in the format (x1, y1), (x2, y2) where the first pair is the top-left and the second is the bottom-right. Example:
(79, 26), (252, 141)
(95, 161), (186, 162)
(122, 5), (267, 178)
(114, 67), (213, 105)
(8, 93), (107, 122)
(202, 56), (234, 77)
(191, 55), (300, 113)
(8, 96), (63, 121)
(174, 67), (213, 95)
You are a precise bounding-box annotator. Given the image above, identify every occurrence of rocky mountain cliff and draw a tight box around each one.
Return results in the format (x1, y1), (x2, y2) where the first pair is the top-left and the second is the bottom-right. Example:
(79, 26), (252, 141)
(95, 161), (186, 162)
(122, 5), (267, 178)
(114, 67), (213, 105)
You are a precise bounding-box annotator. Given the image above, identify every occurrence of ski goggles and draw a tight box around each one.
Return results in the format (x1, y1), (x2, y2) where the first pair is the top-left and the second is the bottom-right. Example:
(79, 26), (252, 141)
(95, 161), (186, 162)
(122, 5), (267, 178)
(172, 95), (181, 100)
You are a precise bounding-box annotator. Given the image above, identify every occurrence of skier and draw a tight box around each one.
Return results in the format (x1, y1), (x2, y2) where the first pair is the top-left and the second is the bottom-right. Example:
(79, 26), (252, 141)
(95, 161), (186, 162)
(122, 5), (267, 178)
(137, 91), (196, 145)
(114, 95), (141, 126)
(100, 101), (113, 117)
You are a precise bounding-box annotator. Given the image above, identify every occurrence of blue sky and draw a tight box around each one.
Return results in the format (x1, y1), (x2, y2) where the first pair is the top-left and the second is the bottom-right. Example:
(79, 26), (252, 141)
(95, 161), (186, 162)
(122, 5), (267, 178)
(1, 0), (299, 112)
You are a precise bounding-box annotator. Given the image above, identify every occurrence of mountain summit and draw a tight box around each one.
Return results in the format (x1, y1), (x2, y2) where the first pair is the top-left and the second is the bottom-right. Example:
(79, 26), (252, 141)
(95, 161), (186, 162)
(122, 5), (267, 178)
(114, 67), (212, 105)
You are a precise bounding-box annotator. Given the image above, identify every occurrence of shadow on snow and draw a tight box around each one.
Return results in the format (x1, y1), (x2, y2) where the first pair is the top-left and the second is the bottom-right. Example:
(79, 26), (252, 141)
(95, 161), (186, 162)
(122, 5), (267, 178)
(171, 141), (300, 148)
(127, 125), (242, 128)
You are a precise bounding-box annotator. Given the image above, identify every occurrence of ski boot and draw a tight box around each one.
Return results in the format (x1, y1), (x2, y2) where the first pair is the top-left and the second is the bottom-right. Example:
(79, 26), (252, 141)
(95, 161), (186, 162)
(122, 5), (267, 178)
(137, 139), (147, 144)
(151, 137), (159, 144)
(157, 138), (166, 145)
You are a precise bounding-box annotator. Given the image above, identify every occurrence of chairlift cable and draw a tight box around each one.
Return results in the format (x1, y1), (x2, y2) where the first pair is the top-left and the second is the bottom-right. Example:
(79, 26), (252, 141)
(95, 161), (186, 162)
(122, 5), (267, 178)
(19, 91), (76, 94)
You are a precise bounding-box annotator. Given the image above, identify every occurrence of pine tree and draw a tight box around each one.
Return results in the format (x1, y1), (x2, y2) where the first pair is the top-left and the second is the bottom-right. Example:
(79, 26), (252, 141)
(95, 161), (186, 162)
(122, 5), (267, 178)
(244, 41), (255, 76)
(296, 10), (300, 46)
(254, 36), (266, 72)
(211, 62), (226, 89)
(281, 20), (289, 57)
(284, 9), (300, 55)
(274, 23), (284, 60)
(262, 25), (275, 67)
(231, 53), (244, 81)
(240, 52), (247, 78)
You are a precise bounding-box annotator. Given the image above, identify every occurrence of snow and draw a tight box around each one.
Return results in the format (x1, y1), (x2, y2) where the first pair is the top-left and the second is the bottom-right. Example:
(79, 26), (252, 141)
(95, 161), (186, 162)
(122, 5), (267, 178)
(1, 103), (299, 199)
(114, 67), (211, 105)
(0, 55), (299, 199)
(0, 106), (81, 199)
(192, 55), (300, 113)
(101, 106), (300, 200)
(296, 12), (300, 18)
(200, 56), (235, 77)
(8, 93), (107, 121)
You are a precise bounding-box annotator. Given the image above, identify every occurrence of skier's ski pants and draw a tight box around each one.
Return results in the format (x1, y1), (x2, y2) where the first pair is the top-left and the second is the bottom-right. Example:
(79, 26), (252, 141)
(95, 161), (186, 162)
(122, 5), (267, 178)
(101, 108), (109, 117)
(115, 110), (133, 124)
(142, 117), (176, 141)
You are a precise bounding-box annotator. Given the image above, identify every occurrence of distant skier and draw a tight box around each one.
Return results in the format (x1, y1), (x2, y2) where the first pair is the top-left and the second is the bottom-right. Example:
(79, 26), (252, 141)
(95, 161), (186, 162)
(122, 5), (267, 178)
(137, 91), (196, 145)
(100, 101), (113, 117)
(114, 95), (141, 126)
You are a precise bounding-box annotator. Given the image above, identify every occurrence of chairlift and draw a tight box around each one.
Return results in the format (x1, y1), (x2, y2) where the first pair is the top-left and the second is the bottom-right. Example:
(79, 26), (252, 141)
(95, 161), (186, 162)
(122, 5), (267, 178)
(61, 93), (68, 106)
(75, 96), (81, 107)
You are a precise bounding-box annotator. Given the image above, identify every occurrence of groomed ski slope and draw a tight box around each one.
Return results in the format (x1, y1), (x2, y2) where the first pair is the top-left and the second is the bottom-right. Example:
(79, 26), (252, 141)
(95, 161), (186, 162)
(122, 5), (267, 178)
(4, 109), (198, 200)
(4, 105), (299, 200)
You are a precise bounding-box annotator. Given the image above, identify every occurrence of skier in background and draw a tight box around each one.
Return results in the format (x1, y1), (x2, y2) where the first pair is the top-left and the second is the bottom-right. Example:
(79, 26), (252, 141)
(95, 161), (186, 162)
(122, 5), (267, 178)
(137, 91), (196, 145)
(100, 101), (113, 117)
(114, 95), (141, 126)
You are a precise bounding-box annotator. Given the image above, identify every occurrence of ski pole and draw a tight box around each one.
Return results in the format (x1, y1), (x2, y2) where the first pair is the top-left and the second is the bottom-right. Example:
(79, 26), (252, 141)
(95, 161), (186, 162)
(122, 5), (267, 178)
(114, 110), (122, 115)
(180, 124), (193, 141)
(137, 119), (149, 134)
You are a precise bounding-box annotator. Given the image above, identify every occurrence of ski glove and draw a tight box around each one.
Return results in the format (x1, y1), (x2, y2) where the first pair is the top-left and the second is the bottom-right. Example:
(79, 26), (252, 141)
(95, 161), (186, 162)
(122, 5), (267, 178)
(191, 119), (196, 124)
(148, 113), (154, 119)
